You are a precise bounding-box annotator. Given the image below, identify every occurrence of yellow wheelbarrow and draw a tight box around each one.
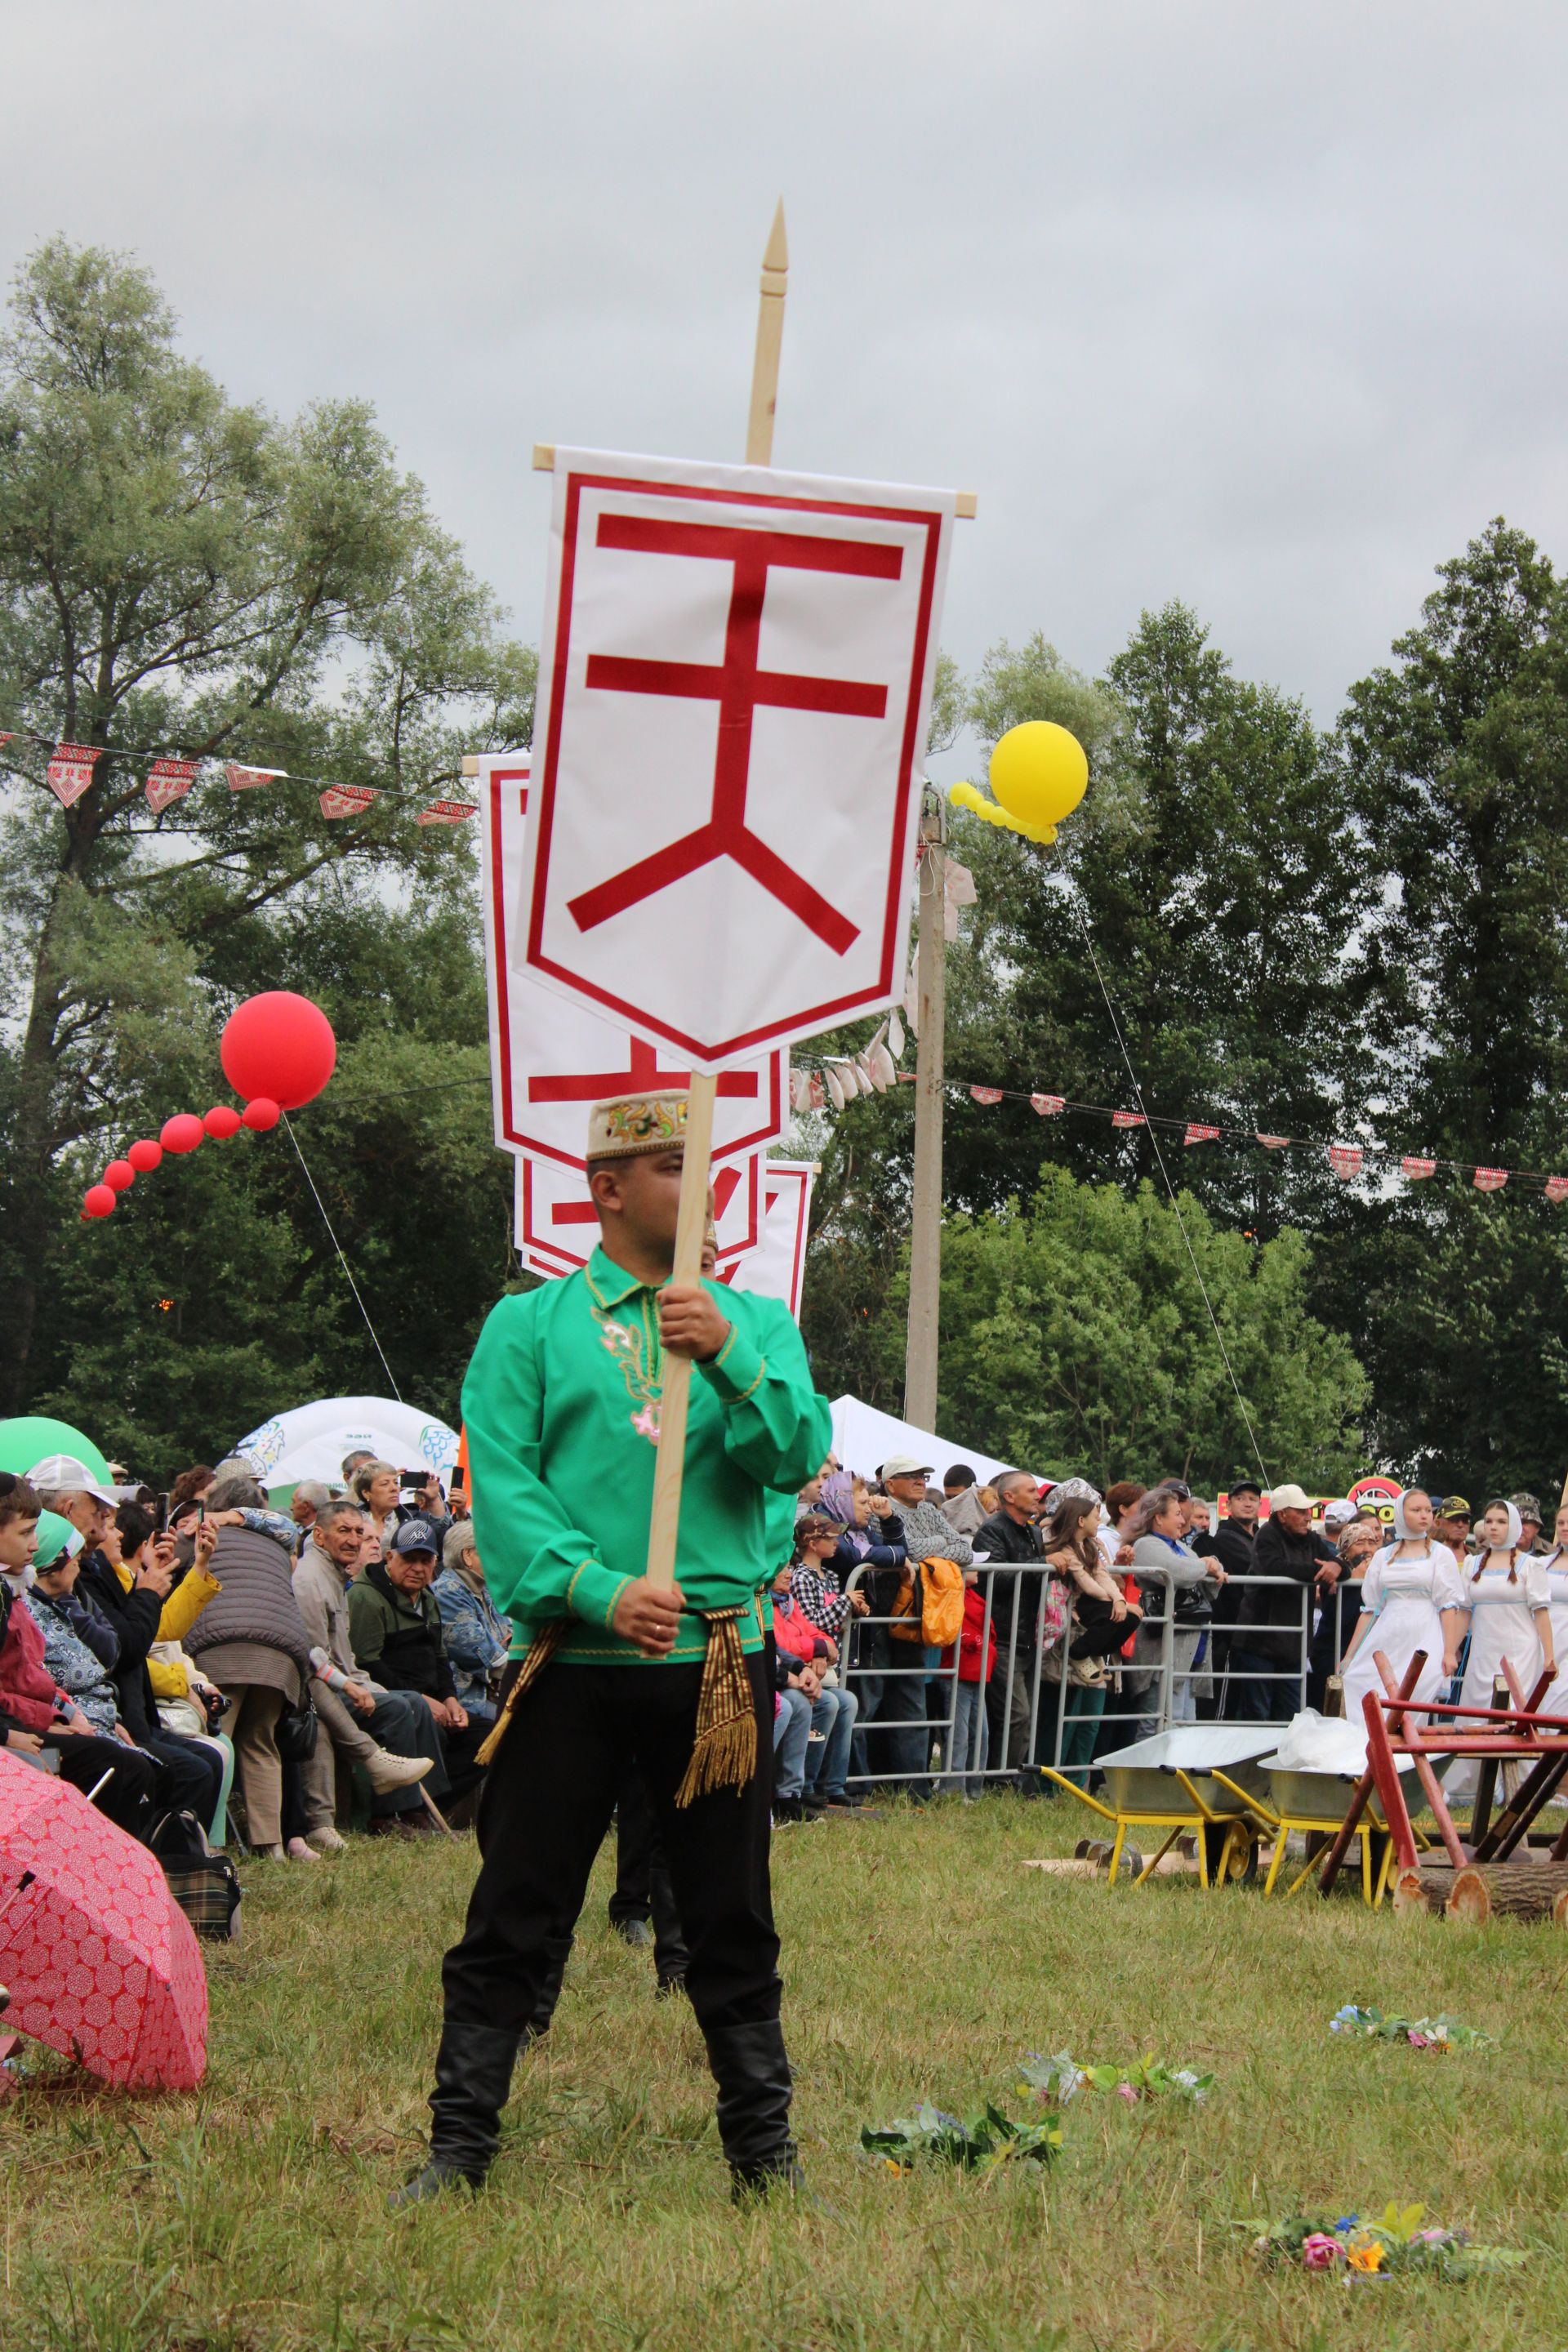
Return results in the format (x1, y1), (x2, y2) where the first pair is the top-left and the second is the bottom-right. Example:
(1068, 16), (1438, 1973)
(1252, 1758), (1446, 1905)
(1040, 1727), (1281, 1887)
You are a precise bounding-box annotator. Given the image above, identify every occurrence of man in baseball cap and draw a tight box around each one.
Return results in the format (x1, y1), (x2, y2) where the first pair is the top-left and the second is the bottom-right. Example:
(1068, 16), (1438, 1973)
(26, 1454), (136, 1552)
(1227, 1483), (1339, 1720)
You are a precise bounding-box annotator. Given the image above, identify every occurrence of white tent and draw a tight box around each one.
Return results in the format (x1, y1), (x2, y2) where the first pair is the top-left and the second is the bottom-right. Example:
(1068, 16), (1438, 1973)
(830, 1396), (1013, 1488)
(232, 1396), (461, 1492)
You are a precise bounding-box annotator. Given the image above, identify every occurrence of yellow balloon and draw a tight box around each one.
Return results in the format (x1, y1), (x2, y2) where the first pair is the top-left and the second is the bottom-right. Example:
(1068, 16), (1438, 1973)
(988, 722), (1088, 834)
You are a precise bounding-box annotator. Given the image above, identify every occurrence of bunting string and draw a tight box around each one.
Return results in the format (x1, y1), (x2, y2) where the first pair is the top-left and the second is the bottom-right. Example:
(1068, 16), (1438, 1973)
(789, 1060), (1568, 1202)
(0, 712), (479, 827)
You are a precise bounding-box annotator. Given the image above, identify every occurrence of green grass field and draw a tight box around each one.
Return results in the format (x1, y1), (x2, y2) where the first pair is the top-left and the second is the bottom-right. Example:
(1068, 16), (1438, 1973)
(4, 1794), (1567, 2352)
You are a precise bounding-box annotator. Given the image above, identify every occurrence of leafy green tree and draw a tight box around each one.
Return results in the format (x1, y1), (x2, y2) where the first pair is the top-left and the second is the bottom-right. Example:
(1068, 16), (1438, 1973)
(0, 238), (532, 1414)
(1309, 520), (1568, 1492)
(924, 1168), (1369, 1491)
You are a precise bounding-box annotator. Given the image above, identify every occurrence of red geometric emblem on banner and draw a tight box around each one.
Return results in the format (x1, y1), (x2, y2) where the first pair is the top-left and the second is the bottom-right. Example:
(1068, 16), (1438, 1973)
(1401, 1155), (1437, 1180)
(1184, 1123), (1220, 1146)
(1472, 1166), (1508, 1192)
(515, 1149), (760, 1272)
(145, 756), (197, 813)
(1329, 1145), (1363, 1179)
(519, 455), (953, 1067)
(45, 741), (103, 807)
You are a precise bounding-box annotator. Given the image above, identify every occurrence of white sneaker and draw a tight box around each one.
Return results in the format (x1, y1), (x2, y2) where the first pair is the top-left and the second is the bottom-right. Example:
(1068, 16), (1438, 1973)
(310, 1825), (349, 1853)
(365, 1748), (434, 1796)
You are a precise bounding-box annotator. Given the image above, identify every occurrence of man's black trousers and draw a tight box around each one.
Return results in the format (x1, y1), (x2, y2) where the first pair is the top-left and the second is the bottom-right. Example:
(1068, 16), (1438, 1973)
(442, 1652), (778, 2038)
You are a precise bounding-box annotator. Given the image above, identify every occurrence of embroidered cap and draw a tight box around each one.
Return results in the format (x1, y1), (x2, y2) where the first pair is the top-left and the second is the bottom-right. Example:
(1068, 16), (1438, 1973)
(586, 1091), (688, 1160)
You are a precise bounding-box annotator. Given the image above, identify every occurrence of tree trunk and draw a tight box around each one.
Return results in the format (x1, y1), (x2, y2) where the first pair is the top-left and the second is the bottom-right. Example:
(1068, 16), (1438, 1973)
(1446, 1862), (1568, 1925)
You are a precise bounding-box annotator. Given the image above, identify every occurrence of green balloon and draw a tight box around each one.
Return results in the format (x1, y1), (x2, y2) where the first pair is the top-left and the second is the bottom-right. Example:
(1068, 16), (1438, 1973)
(0, 1415), (110, 1482)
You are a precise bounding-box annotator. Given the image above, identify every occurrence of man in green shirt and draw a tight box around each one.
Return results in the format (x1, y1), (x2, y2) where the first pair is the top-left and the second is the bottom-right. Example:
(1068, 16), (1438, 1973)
(393, 1091), (832, 2211)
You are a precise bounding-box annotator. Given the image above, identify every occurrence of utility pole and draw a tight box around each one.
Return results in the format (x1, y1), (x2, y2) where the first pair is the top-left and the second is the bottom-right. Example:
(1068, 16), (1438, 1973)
(903, 784), (946, 1429)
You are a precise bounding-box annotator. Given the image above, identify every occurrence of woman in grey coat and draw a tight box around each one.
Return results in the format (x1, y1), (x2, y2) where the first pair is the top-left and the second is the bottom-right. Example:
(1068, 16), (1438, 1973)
(184, 1468), (314, 1857)
(1126, 1484), (1227, 1739)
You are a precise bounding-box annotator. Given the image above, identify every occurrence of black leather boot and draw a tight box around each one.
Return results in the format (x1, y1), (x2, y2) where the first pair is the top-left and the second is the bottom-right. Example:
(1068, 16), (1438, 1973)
(388, 2021), (521, 2210)
(703, 2018), (803, 2202)
(525, 1933), (575, 2042)
(648, 1851), (690, 1998)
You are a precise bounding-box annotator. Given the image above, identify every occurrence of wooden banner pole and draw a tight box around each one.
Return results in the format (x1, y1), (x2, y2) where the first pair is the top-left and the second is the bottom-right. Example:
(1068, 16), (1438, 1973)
(644, 203), (789, 1592)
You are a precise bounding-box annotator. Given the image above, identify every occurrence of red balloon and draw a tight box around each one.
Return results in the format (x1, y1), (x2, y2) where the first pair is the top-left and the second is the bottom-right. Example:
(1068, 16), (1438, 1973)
(203, 1105), (243, 1141)
(127, 1138), (163, 1174)
(242, 1095), (281, 1132)
(220, 991), (336, 1111)
(83, 1184), (117, 1218)
(161, 1113), (205, 1156)
(104, 1160), (136, 1191)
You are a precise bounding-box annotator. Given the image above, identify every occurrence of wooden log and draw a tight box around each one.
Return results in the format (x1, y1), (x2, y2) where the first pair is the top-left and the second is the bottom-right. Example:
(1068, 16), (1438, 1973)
(1444, 1861), (1568, 1924)
(1392, 1866), (1452, 1918)
(1555, 1889), (1568, 1928)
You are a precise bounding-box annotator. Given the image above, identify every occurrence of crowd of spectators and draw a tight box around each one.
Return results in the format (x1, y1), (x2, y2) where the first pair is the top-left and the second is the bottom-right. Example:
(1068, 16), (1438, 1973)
(4, 1434), (1558, 1856)
(0, 1451), (496, 1860)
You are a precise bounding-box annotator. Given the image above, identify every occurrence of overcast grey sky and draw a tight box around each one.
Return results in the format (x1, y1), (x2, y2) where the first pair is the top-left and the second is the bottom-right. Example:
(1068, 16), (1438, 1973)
(8, 2), (1567, 733)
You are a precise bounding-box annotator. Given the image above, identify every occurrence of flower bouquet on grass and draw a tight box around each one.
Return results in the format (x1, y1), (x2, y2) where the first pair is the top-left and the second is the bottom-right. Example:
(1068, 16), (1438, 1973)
(860, 2101), (1063, 2176)
(1245, 2203), (1525, 2282)
(1330, 2003), (1490, 2051)
(1018, 2051), (1214, 2106)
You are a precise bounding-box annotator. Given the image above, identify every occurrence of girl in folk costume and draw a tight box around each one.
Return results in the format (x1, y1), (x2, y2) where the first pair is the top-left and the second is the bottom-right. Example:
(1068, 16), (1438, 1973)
(1455, 1499), (1556, 1715)
(1336, 1488), (1465, 1724)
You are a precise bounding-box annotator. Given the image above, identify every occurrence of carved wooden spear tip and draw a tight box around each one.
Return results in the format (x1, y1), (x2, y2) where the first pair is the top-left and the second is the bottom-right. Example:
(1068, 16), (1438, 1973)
(762, 198), (789, 285)
(747, 200), (788, 466)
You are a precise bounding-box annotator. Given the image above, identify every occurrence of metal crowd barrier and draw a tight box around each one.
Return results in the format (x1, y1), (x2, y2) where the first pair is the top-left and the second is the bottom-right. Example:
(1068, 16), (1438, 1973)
(831, 1557), (1367, 1790)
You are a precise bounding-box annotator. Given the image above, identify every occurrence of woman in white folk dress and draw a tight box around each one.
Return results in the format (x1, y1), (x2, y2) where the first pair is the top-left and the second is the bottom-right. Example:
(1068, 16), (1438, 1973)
(1338, 1487), (1465, 1728)
(1456, 1499), (1556, 1717)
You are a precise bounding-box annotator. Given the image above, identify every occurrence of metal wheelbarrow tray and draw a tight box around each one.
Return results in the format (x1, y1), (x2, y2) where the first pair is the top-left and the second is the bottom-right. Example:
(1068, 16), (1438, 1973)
(1041, 1728), (1282, 1886)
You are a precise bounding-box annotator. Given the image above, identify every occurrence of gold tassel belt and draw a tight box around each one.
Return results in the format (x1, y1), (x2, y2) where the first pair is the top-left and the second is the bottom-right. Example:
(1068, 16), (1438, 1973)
(472, 1604), (757, 1806)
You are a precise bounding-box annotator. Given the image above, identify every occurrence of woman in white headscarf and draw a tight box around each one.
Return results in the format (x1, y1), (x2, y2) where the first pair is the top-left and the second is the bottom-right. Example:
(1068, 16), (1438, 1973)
(1455, 1499), (1555, 1717)
(1337, 1488), (1465, 1726)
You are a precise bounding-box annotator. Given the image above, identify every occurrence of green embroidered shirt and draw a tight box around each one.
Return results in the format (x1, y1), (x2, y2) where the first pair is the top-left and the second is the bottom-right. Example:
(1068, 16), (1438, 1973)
(462, 1245), (832, 1665)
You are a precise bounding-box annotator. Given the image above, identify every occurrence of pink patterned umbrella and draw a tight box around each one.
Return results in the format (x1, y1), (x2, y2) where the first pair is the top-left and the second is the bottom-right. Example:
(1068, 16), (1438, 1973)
(0, 1751), (207, 2089)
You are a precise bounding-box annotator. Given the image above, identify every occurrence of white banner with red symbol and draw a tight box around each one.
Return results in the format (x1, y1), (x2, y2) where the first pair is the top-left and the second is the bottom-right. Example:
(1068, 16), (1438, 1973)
(517, 448), (956, 1067)
(513, 1147), (761, 1277)
(479, 751), (788, 1171)
(722, 1160), (815, 1318)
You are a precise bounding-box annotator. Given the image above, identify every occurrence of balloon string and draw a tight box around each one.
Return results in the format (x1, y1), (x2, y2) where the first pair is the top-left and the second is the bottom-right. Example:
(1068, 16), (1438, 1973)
(280, 1112), (404, 1404)
(1068, 899), (1272, 1492)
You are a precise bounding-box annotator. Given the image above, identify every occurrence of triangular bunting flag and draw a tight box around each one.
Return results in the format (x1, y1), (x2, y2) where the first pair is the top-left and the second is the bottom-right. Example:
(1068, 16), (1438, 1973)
(225, 763), (287, 791)
(1256, 1134), (1289, 1149)
(969, 1085), (1004, 1106)
(1184, 1123), (1220, 1146)
(318, 783), (376, 820)
(45, 741), (103, 807)
(1546, 1177), (1568, 1205)
(145, 756), (197, 813)
(1329, 1145), (1363, 1179)
(416, 799), (479, 825)
(1472, 1166), (1508, 1192)
(808, 1073), (825, 1112)
(1112, 1110), (1146, 1129)
(1401, 1156), (1436, 1180)
(1031, 1094), (1065, 1117)
(790, 1069), (812, 1115)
